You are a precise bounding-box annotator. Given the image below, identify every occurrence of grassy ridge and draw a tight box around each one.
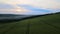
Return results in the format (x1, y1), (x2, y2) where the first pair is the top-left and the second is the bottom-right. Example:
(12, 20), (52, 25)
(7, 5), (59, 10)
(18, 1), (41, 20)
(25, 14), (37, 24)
(0, 13), (60, 34)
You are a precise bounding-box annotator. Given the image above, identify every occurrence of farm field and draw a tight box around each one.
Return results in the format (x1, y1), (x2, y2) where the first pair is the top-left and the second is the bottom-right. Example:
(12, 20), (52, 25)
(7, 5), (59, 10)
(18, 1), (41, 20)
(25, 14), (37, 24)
(0, 13), (60, 34)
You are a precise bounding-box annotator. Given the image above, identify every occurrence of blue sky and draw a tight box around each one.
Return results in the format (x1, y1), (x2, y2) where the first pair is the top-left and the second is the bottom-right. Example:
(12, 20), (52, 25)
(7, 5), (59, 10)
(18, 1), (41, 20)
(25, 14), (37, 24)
(17, 5), (53, 15)
(0, 0), (60, 15)
(0, 4), (59, 15)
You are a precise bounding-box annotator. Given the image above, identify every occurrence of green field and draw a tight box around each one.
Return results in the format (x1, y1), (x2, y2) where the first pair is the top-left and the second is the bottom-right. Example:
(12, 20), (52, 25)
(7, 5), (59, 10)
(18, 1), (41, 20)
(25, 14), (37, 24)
(0, 13), (60, 34)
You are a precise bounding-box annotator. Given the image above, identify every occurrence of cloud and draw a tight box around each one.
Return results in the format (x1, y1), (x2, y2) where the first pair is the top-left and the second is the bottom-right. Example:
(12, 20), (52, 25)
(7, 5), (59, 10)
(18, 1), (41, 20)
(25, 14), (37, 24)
(0, 0), (60, 15)
(0, 3), (15, 9)
(17, 4), (60, 15)
(0, 0), (59, 9)
(18, 5), (51, 12)
(0, 3), (30, 14)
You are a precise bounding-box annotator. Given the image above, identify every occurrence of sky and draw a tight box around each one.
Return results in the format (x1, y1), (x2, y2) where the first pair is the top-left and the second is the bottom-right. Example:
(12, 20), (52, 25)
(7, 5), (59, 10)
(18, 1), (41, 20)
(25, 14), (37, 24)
(0, 0), (60, 15)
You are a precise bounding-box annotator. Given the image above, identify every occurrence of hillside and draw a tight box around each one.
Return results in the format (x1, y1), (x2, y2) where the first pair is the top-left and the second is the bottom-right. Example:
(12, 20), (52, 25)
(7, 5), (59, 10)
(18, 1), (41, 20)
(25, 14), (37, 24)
(0, 13), (60, 34)
(0, 14), (16, 16)
(0, 14), (30, 22)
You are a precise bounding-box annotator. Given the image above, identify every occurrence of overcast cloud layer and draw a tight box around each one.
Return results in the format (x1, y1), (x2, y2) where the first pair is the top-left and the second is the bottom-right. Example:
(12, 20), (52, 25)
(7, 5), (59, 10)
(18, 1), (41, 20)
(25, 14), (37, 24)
(0, 0), (60, 15)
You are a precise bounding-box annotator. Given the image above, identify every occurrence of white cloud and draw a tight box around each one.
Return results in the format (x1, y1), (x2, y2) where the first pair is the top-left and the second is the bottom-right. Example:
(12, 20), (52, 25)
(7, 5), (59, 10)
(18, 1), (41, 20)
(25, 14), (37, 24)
(0, 0), (59, 9)
(0, 0), (60, 14)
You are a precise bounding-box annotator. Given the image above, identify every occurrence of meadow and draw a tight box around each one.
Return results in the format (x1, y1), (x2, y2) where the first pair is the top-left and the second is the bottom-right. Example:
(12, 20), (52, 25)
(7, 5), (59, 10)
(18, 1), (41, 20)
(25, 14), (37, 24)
(0, 13), (60, 34)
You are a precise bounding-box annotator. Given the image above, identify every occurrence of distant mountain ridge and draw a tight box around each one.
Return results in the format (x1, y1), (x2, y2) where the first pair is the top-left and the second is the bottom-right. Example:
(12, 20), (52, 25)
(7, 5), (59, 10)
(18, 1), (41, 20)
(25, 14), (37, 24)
(0, 12), (60, 22)
(0, 14), (17, 16)
(0, 14), (29, 21)
(0, 14), (24, 17)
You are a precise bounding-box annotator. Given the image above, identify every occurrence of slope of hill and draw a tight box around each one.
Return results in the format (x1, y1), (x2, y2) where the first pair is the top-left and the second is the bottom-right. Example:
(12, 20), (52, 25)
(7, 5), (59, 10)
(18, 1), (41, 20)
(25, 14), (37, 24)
(0, 14), (23, 17)
(0, 14), (31, 22)
(0, 13), (60, 34)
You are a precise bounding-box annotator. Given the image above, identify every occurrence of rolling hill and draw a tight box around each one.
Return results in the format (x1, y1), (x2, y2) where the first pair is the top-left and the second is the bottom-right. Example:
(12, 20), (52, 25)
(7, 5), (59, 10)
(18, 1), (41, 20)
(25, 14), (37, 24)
(0, 14), (31, 22)
(0, 13), (60, 34)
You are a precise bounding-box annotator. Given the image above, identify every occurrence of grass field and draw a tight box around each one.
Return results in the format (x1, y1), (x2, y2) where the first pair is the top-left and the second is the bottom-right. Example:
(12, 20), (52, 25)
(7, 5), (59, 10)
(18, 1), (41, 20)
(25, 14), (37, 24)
(0, 13), (60, 34)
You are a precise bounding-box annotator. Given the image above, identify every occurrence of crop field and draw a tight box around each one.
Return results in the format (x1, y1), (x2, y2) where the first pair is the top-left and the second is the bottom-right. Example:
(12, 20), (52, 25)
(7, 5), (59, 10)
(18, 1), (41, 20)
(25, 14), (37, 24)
(0, 13), (60, 34)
